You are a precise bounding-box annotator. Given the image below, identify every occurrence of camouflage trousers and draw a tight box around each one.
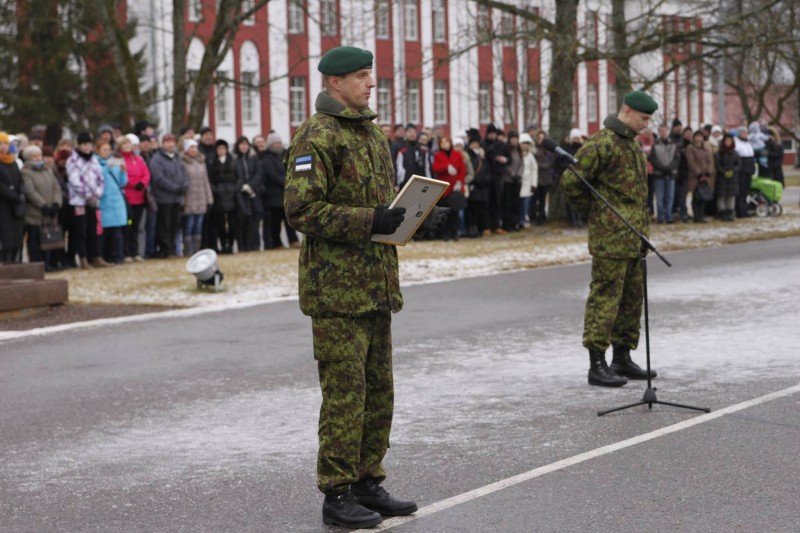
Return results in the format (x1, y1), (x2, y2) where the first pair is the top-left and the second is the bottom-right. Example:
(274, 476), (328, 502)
(582, 256), (643, 352)
(312, 312), (394, 494)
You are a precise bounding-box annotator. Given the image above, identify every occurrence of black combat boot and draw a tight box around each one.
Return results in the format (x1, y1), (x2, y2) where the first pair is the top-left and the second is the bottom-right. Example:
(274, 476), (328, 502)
(322, 491), (382, 529)
(588, 350), (627, 387)
(610, 346), (657, 380)
(351, 477), (418, 517)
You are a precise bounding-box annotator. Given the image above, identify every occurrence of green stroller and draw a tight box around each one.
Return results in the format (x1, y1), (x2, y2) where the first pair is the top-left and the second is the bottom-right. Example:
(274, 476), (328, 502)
(747, 177), (783, 217)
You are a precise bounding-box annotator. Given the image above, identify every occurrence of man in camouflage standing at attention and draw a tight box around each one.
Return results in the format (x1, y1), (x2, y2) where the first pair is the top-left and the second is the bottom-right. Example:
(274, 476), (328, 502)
(561, 91), (660, 388)
(284, 46), (418, 529)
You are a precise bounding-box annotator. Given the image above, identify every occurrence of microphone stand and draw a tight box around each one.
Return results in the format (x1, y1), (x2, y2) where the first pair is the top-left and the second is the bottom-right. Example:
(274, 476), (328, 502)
(560, 160), (710, 417)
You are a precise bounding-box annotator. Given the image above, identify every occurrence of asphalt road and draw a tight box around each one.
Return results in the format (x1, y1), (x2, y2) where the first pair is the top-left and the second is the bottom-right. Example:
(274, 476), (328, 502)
(1, 237), (799, 533)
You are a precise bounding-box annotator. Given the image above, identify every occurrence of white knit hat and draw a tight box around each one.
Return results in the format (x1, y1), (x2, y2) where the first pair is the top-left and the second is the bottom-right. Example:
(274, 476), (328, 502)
(183, 139), (198, 152)
(569, 128), (583, 140)
(125, 133), (140, 145)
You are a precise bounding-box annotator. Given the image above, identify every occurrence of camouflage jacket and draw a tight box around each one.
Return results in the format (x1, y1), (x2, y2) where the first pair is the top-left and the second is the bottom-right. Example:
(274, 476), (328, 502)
(561, 114), (650, 259)
(284, 91), (402, 318)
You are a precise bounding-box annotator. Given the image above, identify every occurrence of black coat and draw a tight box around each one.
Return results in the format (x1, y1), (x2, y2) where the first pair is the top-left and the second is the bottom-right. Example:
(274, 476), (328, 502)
(714, 149), (740, 197)
(766, 139), (785, 184)
(234, 152), (263, 215)
(210, 156), (239, 213)
(259, 149), (287, 209)
(0, 160), (26, 251)
(484, 140), (511, 182)
(466, 149), (489, 203)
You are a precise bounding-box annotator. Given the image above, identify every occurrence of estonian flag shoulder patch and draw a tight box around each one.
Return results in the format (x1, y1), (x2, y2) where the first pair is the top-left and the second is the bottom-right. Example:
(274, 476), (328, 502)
(294, 154), (313, 173)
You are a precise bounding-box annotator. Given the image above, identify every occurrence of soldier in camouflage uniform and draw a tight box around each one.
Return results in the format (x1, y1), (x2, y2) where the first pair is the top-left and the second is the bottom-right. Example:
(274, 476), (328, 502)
(561, 91), (660, 388)
(284, 46), (418, 530)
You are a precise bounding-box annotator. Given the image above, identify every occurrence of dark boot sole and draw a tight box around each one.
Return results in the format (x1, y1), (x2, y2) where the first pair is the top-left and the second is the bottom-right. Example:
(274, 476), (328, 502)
(610, 366), (658, 380)
(376, 504), (418, 517)
(588, 376), (627, 387)
(322, 515), (382, 529)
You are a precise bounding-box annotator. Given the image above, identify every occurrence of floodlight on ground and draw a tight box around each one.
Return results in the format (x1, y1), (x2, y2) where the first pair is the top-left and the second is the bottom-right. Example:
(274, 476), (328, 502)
(186, 249), (223, 291)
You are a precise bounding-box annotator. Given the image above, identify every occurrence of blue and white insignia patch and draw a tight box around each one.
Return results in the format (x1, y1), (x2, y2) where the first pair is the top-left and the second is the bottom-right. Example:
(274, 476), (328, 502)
(294, 154), (312, 172)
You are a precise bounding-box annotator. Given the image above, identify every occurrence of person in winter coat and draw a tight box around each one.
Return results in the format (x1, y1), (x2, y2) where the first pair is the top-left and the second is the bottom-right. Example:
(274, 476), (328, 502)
(180, 140), (214, 256)
(66, 132), (105, 269)
(685, 130), (715, 223)
(431, 136), (467, 240)
(0, 132), (27, 263)
(258, 132), (299, 249)
(733, 126), (756, 218)
(714, 133), (740, 221)
(483, 124), (511, 233)
(119, 134), (150, 262)
(519, 133), (538, 228)
(648, 125), (680, 224)
(233, 136), (263, 251)
(21, 145), (63, 268)
(96, 141), (128, 265)
(765, 128), (785, 185)
(638, 128), (656, 217)
(149, 134), (188, 258)
(209, 139), (238, 253)
(465, 134), (490, 237)
(395, 124), (431, 190)
(554, 129), (583, 227)
(533, 130), (555, 225)
(500, 131), (523, 231)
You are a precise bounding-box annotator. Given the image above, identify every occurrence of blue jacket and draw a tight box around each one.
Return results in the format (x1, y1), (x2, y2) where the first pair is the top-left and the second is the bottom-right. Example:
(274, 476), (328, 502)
(97, 156), (129, 228)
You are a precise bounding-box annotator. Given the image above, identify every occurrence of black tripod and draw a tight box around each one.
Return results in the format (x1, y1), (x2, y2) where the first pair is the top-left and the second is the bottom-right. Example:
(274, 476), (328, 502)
(554, 154), (710, 416)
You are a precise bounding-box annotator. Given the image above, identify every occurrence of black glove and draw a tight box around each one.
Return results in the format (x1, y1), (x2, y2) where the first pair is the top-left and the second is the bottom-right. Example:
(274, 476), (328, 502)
(372, 204), (406, 235)
(422, 206), (450, 232)
(135, 182), (145, 190)
(51, 203), (60, 212)
(41, 205), (53, 216)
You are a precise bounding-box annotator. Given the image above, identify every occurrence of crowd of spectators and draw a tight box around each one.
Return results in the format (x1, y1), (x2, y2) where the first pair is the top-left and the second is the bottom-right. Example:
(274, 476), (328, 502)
(0, 115), (793, 271)
(0, 122), (299, 271)
(639, 119), (787, 224)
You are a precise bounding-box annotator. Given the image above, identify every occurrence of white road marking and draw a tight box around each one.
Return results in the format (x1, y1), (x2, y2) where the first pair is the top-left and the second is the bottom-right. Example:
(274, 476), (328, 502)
(362, 383), (800, 531)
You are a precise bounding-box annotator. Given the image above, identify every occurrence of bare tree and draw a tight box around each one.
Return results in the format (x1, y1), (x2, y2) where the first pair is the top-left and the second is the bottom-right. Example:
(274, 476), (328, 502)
(171, 0), (274, 131)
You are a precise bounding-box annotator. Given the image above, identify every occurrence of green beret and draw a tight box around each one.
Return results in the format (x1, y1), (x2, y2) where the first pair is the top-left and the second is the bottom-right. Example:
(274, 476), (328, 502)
(623, 90), (658, 114)
(318, 46), (374, 76)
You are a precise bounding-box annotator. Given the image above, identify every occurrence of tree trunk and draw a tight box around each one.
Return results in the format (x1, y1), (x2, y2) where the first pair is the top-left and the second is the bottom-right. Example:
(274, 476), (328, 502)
(170, 0), (187, 133)
(611, 0), (630, 110)
(92, 0), (146, 129)
(546, 0), (580, 222)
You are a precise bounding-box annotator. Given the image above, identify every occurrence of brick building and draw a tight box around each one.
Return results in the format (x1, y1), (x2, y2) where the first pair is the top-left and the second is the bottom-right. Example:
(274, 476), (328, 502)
(128, 1), (717, 144)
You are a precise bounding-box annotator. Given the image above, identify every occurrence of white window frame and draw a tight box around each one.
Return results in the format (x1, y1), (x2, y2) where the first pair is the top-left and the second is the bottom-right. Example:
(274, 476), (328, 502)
(288, 0), (305, 34)
(587, 83), (598, 123)
(500, 11), (513, 38)
(241, 71), (257, 124)
(432, 0), (446, 43)
(585, 11), (598, 49)
(290, 77), (307, 126)
(406, 79), (420, 124)
(188, 0), (203, 22)
(608, 83), (618, 114)
(404, 1), (418, 41)
(321, 0), (338, 37)
(215, 70), (232, 126)
(525, 83), (538, 127)
(377, 79), (392, 124)
(479, 81), (491, 124)
(476, 4), (491, 39)
(241, 0), (256, 25)
(504, 81), (516, 127)
(434, 80), (448, 125)
(376, 0), (390, 40)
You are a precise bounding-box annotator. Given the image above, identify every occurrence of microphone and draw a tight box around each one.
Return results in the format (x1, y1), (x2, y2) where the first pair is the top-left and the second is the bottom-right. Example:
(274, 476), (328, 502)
(541, 138), (578, 165)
